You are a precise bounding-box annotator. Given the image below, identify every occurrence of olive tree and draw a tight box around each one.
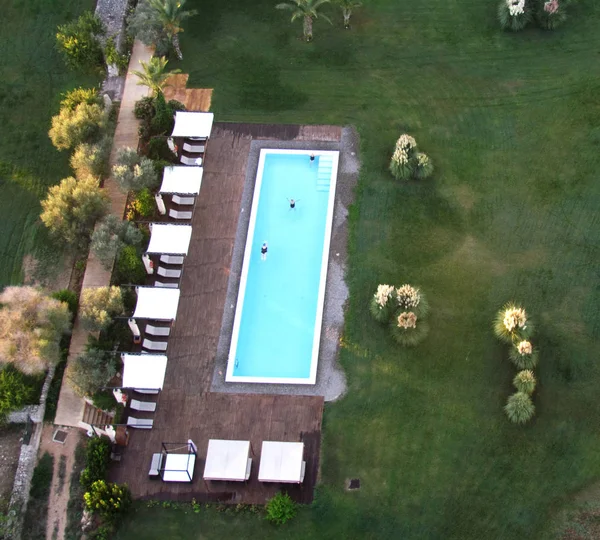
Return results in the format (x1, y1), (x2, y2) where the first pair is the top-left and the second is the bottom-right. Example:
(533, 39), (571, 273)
(80, 286), (124, 331)
(40, 176), (109, 250)
(112, 148), (159, 192)
(69, 348), (117, 397)
(49, 102), (106, 151)
(91, 215), (143, 269)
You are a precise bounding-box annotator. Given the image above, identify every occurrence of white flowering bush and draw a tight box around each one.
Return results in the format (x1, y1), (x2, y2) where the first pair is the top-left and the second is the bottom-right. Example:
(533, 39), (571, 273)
(536, 0), (567, 29)
(389, 134), (431, 181)
(390, 312), (429, 347)
(498, 0), (532, 30)
(493, 302), (532, 343)
(509, 339), (539, 369)
(369, 284), (396, 323)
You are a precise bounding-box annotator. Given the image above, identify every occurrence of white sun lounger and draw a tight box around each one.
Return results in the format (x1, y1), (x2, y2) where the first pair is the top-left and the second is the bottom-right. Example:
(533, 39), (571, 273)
(142, 339), (168, 352)
(145, 324), (171, 337)
(154, 280), (179, 288)
(180, 155), (202, 166)
(135, 389), (160, 395)
(127, 417), (154, 429)
(169, 209), (193, 220)
(130, 399), (157, 412)
(157, 267), (182, 278)
(172, 195), (195, 206)
(149, 452), (163, 477)
(160, 255), (184, 265)
(182, 142), (205, 153)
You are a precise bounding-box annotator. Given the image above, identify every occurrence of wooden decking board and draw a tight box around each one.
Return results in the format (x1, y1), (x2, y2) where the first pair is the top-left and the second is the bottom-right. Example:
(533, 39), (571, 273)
(109, 123), (330, 503)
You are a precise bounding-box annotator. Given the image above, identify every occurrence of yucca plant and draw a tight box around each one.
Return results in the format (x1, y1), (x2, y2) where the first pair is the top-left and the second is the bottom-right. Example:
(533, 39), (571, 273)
(509, 340), (539, 369)
(390, 313), (429, 347)
(536, 0), (567, 30)
(513, 370), (536, 394)
(498, 0), (532, 31)
(413, 153), (434, 180)
(369, 284), (395, 323)
(395, 284), (430, 318)
(505, 391), (535, 424)
(493, 302), (532, 344)
(389, 134), (418, 180)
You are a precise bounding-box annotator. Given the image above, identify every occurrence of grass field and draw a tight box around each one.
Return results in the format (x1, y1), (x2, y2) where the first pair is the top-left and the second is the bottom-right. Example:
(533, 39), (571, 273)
(0, 0), (98, 286)
(116, 0), (600, 538)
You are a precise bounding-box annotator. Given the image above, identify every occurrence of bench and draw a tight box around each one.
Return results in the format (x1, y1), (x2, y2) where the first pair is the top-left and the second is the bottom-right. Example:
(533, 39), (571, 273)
(160, 255), (184, 265)
(130, 399), (157, 412)
(127, 417), (154, 429)
(157, 267), (181, 278)
(142, 339), (168, 352)
(145, 324), (171, 337)
(169, 209), (193, 220)
(172, 195), (195, 206)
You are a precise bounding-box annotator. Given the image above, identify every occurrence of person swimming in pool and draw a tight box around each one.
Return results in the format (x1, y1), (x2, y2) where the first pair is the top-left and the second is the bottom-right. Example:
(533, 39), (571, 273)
(309, 153), (315, 166)
(260, 242), (268, 261)
(288, 198), (300, 210)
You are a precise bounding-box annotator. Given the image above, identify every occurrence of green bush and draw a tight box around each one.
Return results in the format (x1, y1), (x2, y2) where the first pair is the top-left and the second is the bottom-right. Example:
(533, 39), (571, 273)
(56, 11), (105, 72)
(134, 96), (155, 121)
(513, 370), (536, 395)
(49, 102), (106, 151)
(22, 452), (54, 539)
(51, 289), (79, 318)
(60, 87), (100, 110)
(84, 480), (132, 521)
(265, 492), (297, 525)
(92, 389), (117, 412)
(104, 36), (130, 73)
(70, 137), (112, 180)
(80, 436), (111, 490)
(30, 452), (54, 499)
(151, 92), (174, 135)
(536, 0), (567, 29)
(504, 391), (535, 424)
(413, 152), (434, 180)
(148, 137), (177, 162)
(0, 366), (36, 424)
(116, 245), (147, 285)
(126, 188), (156, 221)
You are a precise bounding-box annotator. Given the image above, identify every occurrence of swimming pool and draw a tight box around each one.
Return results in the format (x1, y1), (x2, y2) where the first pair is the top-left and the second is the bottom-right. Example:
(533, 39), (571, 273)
(226, 149), (339, 384)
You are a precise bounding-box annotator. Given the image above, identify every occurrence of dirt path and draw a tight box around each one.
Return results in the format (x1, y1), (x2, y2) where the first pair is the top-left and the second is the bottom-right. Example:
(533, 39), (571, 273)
(39, 424), (82, 540)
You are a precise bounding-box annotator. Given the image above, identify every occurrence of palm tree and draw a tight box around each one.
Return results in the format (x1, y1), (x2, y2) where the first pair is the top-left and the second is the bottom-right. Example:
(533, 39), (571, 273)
(276, 0), (332, 42)
(132, 57), (181, 96)
(336, 0), (361, 28)
(147, 0), (197, 60)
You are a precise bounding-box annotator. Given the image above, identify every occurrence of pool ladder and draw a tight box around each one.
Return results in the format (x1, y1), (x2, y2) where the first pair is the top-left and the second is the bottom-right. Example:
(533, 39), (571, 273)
(316, 155), (334, 192)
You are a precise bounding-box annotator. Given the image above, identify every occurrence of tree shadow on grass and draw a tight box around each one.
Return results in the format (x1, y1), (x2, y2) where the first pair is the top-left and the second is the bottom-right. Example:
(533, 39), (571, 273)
(236, 55), (308, 112)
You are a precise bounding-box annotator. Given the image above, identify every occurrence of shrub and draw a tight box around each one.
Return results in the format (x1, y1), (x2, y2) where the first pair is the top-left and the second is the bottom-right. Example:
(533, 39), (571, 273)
(41, 176), (109, 250)
(80, 286), (124, 331)
(395, 284), (430, 318)
(104, 36), (130, 73)
(498, 0), (532, 31)
(70, 137), (112, 180)
(69, 347), (117, 398)
(126, 188), (156, 221)
(92, 390), (117, 412)
(0, 287), (71, 374)
(504, 391), (535, 424)
(51, 289), (79, 319)
(128, 1), (172, 57)
(49, 102), (106, 151)
(116, 245), (147, 285)
(151, 92), (174, 135)
(134, 96), (155, 121)
(369, 284), (395, 324)
(80, 437), (111, 490)
(0, 366), (36, 424)
(389, 134), (418, 180)
(148, 137), (177, 162)
(413, 152), (434, 180)
(113, 148), (159, 192)
(56, 11), (105, 72)
(91, 215), (143, 270)
(390, 313), (430, 347)
(84, 480), (132, 520)
(513, 370), (536, 394)
(60, 88), (101, 110)
(265, 492), (296, 525)
(536, 0), (567, 29)
(508, 339), (539, 369)
(492, 302), (532, 344)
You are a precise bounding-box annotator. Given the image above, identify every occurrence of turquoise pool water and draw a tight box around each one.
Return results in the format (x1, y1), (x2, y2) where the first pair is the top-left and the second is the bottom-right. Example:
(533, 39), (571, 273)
(227, 151), (337, 383)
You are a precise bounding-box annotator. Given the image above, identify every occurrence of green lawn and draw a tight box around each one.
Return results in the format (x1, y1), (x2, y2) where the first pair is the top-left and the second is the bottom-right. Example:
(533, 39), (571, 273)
(0, 0), (98, 286)
(117, 0), (600, 538)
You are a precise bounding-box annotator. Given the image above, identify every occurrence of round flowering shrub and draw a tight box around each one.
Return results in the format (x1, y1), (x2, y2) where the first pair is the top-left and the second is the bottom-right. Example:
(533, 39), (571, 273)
(504, 391), (535, 424)
(537, 0), (567, 29)
(498, 0), (532, 31)
(389, 134), (418, 180)
(395, 284), (429, 318)
(369, 284), (396, 323)
(513, 370), (536, 394)
(509, 339), (539, 369)
(413, 153), (434, 180)
(390, 312), (429, 347)
(493, 302), (532, 343)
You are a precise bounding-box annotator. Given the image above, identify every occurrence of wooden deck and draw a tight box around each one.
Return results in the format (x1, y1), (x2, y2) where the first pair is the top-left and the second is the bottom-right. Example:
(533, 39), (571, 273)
(109, 123), (343, 503)
(163, 73), (213, 112)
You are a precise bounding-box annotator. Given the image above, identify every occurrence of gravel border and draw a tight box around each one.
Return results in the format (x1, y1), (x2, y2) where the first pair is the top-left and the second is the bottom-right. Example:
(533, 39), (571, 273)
(211, 127), (359, 401)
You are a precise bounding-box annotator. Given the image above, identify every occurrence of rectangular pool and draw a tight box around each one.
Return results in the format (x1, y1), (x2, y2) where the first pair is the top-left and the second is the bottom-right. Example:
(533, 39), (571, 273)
(226, 149), (339, 384)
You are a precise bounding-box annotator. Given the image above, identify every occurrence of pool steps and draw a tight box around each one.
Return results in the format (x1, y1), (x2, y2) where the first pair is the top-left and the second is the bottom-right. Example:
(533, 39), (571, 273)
(316, 155), (334, 192)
